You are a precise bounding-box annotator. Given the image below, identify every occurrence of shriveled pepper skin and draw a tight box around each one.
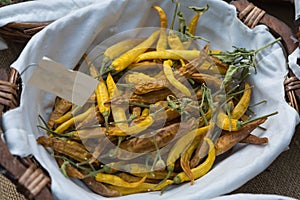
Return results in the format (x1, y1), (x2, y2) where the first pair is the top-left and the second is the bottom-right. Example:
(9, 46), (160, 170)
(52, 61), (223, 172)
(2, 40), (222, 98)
(36, 136), (93, 163)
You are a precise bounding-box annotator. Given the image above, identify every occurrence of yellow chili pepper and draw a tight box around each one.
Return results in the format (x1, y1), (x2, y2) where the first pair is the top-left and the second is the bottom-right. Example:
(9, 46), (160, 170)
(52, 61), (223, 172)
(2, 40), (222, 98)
(108, 180), (173, 195)
(152, 5), (168, 51)
(135, 49), (200, 63)
(106, 73), (128, 130)
(106, 162), (151, 174)
(54, 106), (94, 134)
(107, 115), (153, 136)
(101, 38), (144, 71)
(182, 12), (201, 50)
(108, 30), (160, 73)
(54, 110), (73, 125)
(160, 126), (209, 186)
(132, 171), (177, 180)
(173, 137), (215, 184)
(180, 125), (209, 185)
(106, 73), (118, 97)
(216, 109), (242, 131)
(187, 5), (209, 36)
(141, 108), (149, 117)
(95, 173), (146, 188)
(163, 60), (191, 96)
(231, 82), (251, 119)
(54, 105), (80, 125)
(95, 78), (110, 130)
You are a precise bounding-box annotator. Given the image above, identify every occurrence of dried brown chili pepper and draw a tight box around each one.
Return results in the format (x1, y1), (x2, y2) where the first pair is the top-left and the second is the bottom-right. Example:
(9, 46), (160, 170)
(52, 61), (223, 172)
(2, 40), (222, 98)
(47, 97), (72, 129)
(215, 118), (267, 156)
(36, 136), (94, 163)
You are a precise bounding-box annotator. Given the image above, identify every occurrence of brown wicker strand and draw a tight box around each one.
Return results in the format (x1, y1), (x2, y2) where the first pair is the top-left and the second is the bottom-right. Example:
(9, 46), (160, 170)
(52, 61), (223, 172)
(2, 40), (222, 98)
(284, 76), (300, 112)
(29, 174), (51, 196)
(238, 3), (255, 19)
(0, 22), (51, 44)
(4, 22), (50, 30)
(238, 3), (266, 28)
(18, 164), (50, 197)
(18, 164), (35, 186)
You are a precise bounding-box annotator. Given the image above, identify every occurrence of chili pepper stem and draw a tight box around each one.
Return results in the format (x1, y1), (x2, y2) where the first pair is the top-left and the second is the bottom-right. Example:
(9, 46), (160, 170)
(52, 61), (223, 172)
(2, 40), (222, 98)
(102, 110), (110, 131)
(152, 166), (173, 190)
(241, 111), (278, 127)
(199, 107), (208, 126)
(170, 0), (180, 30)
(254, 37), (281, 54)
(249, 99), (267, 107)
(37, 125), (75, 139)
(38, 114), (52, 131)
(102, 65), (114, 75)
(71, 105), (82, 116)
(60, 160), (70, 178)
(54, 155), (94, 174)
(100, 56), (110, 76)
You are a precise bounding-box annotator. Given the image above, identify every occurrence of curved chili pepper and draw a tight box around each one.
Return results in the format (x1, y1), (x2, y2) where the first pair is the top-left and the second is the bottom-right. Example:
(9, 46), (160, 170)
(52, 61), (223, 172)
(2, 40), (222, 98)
(180, 125), (209, 185)
(95, 77), (110, 130)
(240, 134), (268, 145)
(163, 60), (191, 96)
(107, 115), (153, 136)
(156, 125), (209, 188)
(108, 179), (173, 195)
(215, 118), (266, 156)
(216, 109), (242, 131)
(107, 30), (160, 73)
(54, 106), (94, 134)
(135, 49), (200, 63)
(231, 82), (252, 119)
(82, 176), (121, 197)
(152, 5), (168, 51)
(95, 173), (146, 188)
(101, 38), (144, 73)
(173, 137), (215, 184)
(107, 73), (128, 130)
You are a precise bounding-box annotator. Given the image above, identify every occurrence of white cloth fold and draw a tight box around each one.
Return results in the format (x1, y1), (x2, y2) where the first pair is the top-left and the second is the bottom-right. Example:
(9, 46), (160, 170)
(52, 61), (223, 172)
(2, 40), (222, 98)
(0, 0), (96, 50)
(1, 0), (299, 199)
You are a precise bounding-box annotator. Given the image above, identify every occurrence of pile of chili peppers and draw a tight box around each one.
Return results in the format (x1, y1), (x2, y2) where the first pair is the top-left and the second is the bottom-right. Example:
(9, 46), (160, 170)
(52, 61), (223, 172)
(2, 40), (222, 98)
(36, 3), (279, 197)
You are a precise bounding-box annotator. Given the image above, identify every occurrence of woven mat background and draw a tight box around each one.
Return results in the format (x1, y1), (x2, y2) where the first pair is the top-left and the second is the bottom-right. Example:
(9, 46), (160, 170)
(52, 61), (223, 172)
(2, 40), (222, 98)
(0, 1), (299, 199)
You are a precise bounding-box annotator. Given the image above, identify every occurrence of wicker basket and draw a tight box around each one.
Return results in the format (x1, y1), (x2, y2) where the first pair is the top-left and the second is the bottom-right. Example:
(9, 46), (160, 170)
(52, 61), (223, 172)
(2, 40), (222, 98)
(0, 0), (299, 199)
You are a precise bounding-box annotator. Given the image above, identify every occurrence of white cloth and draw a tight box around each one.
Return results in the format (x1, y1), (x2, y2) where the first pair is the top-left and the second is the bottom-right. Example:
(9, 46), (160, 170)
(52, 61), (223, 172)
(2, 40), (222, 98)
(1, 0), (299, 200)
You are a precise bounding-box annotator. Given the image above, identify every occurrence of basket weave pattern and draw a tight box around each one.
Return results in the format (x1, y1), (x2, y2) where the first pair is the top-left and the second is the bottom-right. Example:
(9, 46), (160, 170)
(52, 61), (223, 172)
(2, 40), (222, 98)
(0, 0), (299, 199)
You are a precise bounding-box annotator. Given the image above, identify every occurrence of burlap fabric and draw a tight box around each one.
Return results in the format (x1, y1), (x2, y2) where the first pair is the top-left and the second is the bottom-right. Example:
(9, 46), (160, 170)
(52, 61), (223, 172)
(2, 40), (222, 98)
(0, 1), (299, 199)
(0, 174), (26, 200)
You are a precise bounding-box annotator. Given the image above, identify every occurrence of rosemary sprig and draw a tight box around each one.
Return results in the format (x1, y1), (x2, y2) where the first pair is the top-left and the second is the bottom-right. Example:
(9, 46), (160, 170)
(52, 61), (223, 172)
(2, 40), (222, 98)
(210, 37), (281, 89)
